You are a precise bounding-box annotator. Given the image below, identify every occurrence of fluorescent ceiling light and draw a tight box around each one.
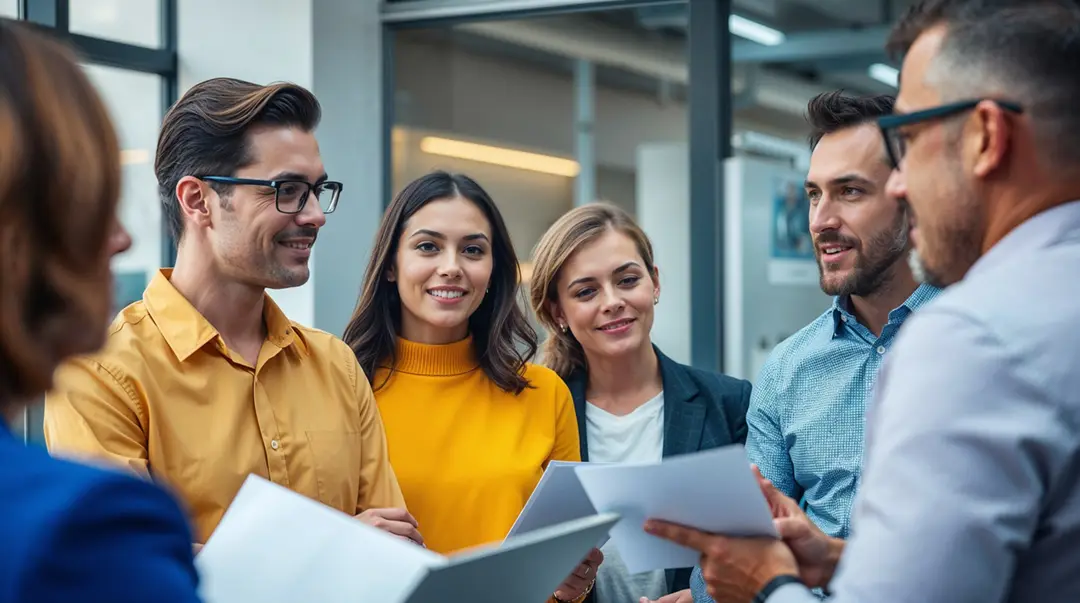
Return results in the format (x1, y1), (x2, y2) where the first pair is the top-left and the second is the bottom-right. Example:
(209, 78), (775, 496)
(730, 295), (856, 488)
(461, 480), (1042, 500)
(868, 63), (899, 88)
(729, 15), (785, 46)
(120, 149), (151, 165)
(419, 136), (580, 178)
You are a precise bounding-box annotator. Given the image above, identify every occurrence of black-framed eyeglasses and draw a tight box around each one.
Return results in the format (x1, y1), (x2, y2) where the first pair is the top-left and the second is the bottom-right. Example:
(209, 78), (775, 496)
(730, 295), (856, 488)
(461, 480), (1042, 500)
(877, 99), (1024, 168)
(198, 176), (343, 214)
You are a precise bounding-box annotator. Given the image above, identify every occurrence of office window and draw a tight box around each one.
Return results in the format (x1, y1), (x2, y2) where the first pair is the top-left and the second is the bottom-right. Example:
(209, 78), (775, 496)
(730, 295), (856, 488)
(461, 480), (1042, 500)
(83, 63), (164, 302)
(69, 0), (161, 47)
(0, 0), (18, 18)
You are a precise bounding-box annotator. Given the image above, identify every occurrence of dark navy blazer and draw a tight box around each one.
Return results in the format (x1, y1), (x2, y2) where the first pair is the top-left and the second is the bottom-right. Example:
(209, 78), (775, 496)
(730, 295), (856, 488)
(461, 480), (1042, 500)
(563, 346), (752, 598)
(0, 418), (201, 603)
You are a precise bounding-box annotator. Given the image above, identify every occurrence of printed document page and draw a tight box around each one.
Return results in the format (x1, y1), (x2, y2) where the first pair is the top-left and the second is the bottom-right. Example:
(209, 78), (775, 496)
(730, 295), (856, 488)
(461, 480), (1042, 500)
(573, 445), (776, 574)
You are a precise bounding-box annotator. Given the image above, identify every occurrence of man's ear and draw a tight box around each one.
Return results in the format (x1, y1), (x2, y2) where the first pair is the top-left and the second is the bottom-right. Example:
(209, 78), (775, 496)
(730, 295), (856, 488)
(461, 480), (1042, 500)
(971, 100), (1011, 179)
(175, 176), (212, 230)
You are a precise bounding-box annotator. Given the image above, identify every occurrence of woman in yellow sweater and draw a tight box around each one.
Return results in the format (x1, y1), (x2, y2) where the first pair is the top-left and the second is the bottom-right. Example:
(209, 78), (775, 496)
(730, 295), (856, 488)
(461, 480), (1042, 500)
(343, 171), (600, 603)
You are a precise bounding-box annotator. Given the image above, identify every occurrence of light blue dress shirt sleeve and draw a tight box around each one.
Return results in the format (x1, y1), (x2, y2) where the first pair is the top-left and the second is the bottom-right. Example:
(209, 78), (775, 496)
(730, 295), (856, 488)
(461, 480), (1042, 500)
(767, 306), (1071, 602)
(745, 354), (802, 501)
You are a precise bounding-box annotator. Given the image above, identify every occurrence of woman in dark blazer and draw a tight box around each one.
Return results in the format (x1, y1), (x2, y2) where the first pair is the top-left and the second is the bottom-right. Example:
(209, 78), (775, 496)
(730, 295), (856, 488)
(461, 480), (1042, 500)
(530, 203), (751, 603)
(0, 21), (200, 603)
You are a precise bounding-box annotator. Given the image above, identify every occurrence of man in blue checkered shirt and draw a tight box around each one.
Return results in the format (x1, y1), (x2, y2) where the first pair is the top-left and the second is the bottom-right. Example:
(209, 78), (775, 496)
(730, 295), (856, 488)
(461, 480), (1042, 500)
(657, 91), (942, 603)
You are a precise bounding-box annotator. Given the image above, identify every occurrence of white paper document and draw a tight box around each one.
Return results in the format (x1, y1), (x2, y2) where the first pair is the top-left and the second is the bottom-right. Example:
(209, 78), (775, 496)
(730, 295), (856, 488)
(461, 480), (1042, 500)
(195, 475), (619, 603)
(507, 460), (609, 547)
(573, 445), (777, 574)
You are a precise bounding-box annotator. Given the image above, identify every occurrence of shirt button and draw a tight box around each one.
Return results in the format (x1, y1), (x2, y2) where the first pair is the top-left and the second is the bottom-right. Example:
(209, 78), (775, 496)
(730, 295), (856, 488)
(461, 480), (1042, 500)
(841, 315), (848, 322)
(876, 346), (886, 355)
(270, 439), (280, 450)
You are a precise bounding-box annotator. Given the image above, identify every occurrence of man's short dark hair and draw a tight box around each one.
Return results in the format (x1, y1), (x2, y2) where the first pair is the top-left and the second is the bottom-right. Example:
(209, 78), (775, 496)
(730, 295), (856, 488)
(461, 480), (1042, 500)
(154, 77), (322, 242)
(886, 1), (1080, 163)
(806, 90), (896, 151)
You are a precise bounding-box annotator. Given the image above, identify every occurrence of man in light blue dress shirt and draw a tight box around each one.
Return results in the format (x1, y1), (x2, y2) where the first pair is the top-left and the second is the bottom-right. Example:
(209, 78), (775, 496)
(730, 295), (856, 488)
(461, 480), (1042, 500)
(678, 90), (940, 603)
(646, 2), (1080, 602)
(743, 91), (940, 542)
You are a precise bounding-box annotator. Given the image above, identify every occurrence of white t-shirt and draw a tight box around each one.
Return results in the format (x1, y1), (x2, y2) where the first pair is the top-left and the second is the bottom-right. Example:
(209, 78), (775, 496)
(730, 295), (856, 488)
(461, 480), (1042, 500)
(586, 391), (668, 603)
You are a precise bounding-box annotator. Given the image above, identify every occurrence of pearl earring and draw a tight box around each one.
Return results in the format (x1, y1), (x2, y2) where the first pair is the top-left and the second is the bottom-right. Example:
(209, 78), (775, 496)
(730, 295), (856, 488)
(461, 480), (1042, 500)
(653, 295), (659, 305)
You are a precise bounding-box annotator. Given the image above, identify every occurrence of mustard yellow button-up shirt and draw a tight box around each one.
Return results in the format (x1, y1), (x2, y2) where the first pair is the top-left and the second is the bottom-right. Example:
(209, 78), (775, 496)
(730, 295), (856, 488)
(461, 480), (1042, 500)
(43, 269), (406, 543)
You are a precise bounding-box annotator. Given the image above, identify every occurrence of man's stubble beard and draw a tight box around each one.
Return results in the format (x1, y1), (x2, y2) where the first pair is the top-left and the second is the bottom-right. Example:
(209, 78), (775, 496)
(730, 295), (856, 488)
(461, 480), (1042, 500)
(819, 205), (911, 298)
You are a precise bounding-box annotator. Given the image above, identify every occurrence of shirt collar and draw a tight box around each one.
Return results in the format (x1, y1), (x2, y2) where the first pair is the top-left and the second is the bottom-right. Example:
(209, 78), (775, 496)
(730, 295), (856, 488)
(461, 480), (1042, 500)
(143, 269), (305, 362)
(967, 199), (1080, 280)
(830, 283), (942, 335)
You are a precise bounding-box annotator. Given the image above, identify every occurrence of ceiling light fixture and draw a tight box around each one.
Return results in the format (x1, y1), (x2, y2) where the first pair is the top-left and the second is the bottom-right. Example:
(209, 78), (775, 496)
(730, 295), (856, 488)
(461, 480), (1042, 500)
(868, 63), (899, 88)
(729, 15), (786, 46)
(419, 136), (580, 178)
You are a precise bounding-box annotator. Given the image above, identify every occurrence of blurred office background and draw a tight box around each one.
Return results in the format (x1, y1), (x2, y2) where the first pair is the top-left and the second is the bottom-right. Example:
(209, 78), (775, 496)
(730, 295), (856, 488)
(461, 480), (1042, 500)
(4, 0), (909, 441)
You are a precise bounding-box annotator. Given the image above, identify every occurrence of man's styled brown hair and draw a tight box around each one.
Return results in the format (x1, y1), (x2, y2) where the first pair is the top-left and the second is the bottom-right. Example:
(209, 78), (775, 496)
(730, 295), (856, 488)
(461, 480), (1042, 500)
(154, 77), (322, 241)
(0, 21), (122, 404)
(806, 90), (895, 151)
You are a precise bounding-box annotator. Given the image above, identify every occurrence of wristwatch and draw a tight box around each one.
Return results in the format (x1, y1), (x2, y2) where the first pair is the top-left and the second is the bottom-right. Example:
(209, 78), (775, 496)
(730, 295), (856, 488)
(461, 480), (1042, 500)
(753, 574), (803, 603)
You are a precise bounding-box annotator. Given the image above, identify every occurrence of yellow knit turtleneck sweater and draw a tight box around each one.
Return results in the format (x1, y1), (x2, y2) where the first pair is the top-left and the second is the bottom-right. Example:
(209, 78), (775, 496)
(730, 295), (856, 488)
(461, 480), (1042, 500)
(372, 335), (580, 555)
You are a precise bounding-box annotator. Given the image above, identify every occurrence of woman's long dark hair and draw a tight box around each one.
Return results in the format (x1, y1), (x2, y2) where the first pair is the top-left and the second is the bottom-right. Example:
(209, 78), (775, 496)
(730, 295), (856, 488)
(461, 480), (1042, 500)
(343, 171), (538, 394)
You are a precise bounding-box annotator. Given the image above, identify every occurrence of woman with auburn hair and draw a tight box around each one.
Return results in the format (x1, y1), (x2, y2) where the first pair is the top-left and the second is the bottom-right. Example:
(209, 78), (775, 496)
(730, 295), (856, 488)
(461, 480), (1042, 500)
(529, 203), (752, 603)
(343, 170), (601, 603)
(0, 20), (200, 603)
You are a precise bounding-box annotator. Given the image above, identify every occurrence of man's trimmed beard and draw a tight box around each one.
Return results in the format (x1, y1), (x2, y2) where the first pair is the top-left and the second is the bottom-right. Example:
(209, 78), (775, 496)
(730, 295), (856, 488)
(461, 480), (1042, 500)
(818, 204), (911, 297)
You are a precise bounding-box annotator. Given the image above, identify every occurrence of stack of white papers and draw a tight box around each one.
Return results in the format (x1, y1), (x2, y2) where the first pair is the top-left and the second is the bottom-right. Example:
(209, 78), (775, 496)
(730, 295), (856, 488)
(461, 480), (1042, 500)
(573, 445), (777, 574)
(506, 460), (607, 547)
(195, 475), (619, 603)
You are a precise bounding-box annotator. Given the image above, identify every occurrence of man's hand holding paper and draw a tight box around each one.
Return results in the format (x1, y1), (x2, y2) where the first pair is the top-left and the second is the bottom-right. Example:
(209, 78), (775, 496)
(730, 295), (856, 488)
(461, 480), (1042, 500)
(643, 464), (845, 603)
(357, 507), (425, 547)
(572, 446), (777, 574)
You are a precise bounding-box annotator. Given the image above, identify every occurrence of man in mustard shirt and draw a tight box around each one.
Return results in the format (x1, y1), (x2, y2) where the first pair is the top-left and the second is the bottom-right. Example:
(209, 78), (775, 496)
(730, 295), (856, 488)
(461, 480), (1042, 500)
(43, 77), (421, 549)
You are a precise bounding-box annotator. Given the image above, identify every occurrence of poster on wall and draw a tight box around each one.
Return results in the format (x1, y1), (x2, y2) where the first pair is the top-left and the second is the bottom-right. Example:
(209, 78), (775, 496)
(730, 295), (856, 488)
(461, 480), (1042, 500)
(767, 176), (818, 286)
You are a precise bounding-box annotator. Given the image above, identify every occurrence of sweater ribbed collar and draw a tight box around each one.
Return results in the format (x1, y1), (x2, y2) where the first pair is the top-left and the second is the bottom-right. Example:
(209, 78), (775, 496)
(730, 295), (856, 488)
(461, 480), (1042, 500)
(391, 335), (479, 376)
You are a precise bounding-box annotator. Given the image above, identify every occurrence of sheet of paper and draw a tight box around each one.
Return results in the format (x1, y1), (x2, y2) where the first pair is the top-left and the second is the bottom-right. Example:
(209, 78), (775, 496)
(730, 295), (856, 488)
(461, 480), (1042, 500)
(407, 514), (621, 603)
(195, 474), (441, 603)
(573, 445), (777, 574)
(506, 460), (608, 547)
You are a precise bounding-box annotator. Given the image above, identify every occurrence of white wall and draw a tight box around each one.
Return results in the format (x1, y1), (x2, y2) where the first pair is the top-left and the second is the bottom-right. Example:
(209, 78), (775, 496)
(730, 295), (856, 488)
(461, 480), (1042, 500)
(636, 144), (691, 365)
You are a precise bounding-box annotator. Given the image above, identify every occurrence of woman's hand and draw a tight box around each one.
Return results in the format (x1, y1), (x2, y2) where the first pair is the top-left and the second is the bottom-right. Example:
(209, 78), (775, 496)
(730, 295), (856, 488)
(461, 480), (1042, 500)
(553, 547), (604, 601)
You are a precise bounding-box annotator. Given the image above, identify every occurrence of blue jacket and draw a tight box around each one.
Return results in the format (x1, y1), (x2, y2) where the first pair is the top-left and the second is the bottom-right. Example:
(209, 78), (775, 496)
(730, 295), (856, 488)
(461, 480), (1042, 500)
(0, 417), (201, 603)
(563, 346), (752, 597)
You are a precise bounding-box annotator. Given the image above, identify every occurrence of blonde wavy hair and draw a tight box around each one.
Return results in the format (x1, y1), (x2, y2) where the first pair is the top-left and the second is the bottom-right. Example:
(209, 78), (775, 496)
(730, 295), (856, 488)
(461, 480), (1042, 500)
(528, 203), (655, 380)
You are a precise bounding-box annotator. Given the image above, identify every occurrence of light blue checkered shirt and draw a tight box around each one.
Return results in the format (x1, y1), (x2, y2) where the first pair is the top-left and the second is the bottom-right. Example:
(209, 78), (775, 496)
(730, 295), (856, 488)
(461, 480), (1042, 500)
(691, 283), (940, 602)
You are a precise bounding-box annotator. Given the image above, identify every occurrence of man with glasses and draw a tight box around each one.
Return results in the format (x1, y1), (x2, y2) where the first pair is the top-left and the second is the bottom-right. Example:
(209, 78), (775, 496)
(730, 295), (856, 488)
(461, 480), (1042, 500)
(645, 1), (1080, 601)
(44, 78), (421, 550)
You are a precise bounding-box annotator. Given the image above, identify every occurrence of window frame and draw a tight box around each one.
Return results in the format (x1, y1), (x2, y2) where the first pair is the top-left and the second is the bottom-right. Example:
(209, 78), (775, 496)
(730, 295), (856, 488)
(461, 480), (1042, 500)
(12, 0), (179, 265)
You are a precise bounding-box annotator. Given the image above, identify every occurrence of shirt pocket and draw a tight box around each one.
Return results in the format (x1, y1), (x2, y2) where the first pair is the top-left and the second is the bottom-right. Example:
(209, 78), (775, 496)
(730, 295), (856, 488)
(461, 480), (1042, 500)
(304, 430), (362, 514)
